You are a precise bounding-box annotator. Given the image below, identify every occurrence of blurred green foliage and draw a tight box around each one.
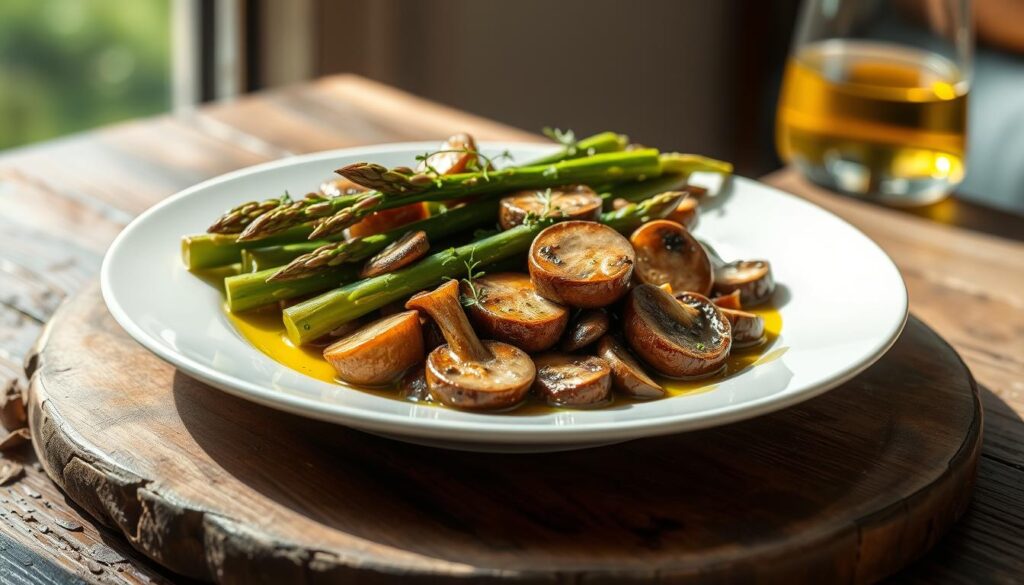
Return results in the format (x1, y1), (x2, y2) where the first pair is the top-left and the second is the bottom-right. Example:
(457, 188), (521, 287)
(0, 0), (170, 151)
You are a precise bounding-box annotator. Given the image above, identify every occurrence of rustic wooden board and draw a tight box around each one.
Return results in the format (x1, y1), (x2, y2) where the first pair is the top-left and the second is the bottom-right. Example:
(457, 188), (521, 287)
(26, 283), (980, 583)
(1, 74), (1019, 583)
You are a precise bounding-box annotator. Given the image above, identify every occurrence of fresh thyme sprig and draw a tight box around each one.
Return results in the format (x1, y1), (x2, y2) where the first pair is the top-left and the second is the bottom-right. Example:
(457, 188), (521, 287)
(522, 188), (558, 227)
(457, 251), (487, 308)
(542, 127), (579, 156)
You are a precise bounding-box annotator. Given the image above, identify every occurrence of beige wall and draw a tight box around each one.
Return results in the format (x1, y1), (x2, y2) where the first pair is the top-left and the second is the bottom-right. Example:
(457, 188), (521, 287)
(312, 0), (799, 174)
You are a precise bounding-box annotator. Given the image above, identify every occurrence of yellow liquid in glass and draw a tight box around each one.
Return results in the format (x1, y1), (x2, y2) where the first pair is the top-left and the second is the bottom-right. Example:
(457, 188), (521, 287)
(776, 40), (967, 204)
(227, 305), (783, 415)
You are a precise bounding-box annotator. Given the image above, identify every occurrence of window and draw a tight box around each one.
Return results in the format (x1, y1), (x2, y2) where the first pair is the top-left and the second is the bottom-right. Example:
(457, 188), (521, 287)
(0, 0), (171, 150)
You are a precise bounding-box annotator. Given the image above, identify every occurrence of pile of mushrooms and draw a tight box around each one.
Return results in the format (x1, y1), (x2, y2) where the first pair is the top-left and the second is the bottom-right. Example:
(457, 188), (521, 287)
(322, 187), (776, 411)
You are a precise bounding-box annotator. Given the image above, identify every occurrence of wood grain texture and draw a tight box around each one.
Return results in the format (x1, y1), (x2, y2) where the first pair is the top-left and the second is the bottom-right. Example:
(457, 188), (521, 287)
(25, 283), (980, 584)
(0, 74), (1019, 582)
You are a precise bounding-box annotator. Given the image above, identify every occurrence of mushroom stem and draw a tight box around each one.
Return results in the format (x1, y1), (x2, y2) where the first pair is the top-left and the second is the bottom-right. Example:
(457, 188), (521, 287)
(406, 280), (492, 362)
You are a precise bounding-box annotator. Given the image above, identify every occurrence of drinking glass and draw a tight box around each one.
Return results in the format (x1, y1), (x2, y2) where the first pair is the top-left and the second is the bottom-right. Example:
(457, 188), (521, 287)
(776, 0), (972, 205)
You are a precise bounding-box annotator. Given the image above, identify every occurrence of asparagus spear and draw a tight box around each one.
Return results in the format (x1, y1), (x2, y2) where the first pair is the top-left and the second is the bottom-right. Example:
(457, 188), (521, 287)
(243, 149), (661, 241)
(226, 265), (361, 313)
(526, 131), (628, 166)
(205, 131), (626, 239)
(207, 193), (293, 235)
(182, 225), (318, 271)
(282, 191), (685, 344)
(269, 199), (501, 281)
(241, 243), (320, 273)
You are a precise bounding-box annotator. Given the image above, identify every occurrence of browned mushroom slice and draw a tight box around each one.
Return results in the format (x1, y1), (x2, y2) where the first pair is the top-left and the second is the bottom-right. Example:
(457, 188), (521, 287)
(710, 290), (742, 310)
(399, 365), (430, 402)
(359, 230), (429, 278)
(560, 309), (610, 352)
(416, 132), (480, 175)
(324, 311), (425, 386)
(596, 335), (666, 399)
(677, 291), (763, 347)
(624, 284), (732, 379)
(666, 197), (699, 229)
(406, 280), (535, 410)
(462, 272), (568, 353)
(498, 185), (602, 230)
(529, 221), (635, 308)
(629, 219), (713, 295)
(720, 308), (765, 348)
(532, 353), (612, 407)
(713, 260), (775, 306)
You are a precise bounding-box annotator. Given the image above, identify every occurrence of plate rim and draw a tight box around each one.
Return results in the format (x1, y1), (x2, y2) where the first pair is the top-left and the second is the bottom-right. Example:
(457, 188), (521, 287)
(100, 141), (909, 444)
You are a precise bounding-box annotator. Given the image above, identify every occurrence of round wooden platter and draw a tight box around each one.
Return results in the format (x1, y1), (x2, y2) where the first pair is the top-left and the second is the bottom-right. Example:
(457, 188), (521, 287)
(26, 283), (980, 584)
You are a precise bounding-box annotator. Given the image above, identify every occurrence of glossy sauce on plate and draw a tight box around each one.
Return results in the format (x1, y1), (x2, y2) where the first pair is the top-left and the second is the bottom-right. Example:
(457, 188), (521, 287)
(227, 304), (783, 414)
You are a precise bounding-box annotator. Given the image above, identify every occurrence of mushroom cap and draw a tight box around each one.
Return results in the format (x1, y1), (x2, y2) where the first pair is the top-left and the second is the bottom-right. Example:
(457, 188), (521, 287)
(360, 230), (429, 278)
(532, 353), (612, 407)
(596, 334), (666, 399)
(425, 340), (535, 410)
(624, 284), (732, 379)
(718, 307), (766, 348)
(324, 311), (425, 387)
(560, 308), (611, 352)
(629, 219), (713, 295)
(666, 197), (699, 229)
(713, 260), (775, 306)
(463, 272), (568, 353)
(528, 221), (635, 308)
(499, 185), (602, 230)
(416, 132), (479, 175)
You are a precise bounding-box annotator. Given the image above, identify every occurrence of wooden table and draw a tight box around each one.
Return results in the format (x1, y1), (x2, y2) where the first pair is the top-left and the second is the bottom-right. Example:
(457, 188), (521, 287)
(0, 75), (1020, 583)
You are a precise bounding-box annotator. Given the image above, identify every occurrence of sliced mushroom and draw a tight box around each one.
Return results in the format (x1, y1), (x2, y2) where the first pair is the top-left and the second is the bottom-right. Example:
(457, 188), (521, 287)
(560, 309), (610, 352)
(720, 308), (765, 348)
(710, 290), (743, 310)
(532, 353), (612, 407)
(323, 311), (425, 386)
(498, 185), (602, 230)
(360, 230), (429, 278)
(713, 260), (775, 306)
(529, 221), (635, 308)
(596, 335), (666, 399)
(347, 203), (429, 239)
(677, 292), (763, 348)
(624, 284), (732, 379)
(399, 365), (430, 402)
(629, 220), (713, 295)
(666, 197), (699, 229)
(462, 272), (568, 353)
(406, 280), (535, 410)
(416, 132), (480, 176)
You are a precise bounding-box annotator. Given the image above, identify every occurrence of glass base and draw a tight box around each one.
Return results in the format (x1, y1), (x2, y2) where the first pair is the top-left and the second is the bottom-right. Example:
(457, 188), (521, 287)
(793, 156), (956, 207)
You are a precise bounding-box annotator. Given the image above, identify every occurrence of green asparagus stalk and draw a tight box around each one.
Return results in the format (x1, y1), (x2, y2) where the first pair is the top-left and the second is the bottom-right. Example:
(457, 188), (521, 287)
(205, 131), (625, 240)
(659, 153), (733, 176)
(207, 193), (293, 234)
(225, 265), (361, 313)
(282, 190), (685, 344)
(269, 199), (501, 281)
(241, 243), (320, 273)
(182, 225), (319, 271)
(244, 149), (662, 241)
(600, 153), (733, 205)
(526, 131), (628, 166)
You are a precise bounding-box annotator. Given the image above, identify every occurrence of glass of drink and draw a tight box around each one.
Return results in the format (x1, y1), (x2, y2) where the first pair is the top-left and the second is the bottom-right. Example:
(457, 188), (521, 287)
(777, 0), (972, 205)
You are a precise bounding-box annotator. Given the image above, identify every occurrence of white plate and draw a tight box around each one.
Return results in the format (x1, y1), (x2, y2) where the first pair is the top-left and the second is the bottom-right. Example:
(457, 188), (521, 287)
(101, 142), (907, 452)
